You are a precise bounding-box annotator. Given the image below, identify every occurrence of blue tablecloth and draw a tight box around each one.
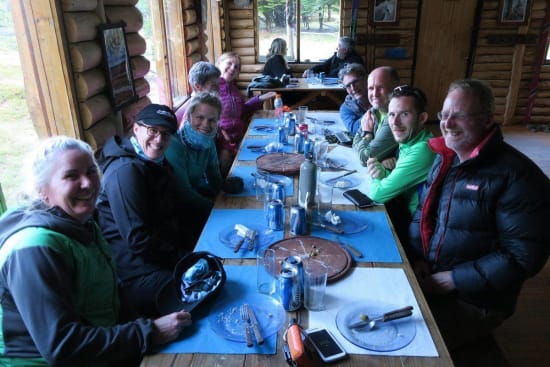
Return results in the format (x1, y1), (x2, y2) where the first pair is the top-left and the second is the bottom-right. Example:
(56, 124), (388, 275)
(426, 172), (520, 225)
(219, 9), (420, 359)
(195, 209), (285, 258)
(159, 265), (278, 355)
(226, 165), (294, 197)
(248, 117), (278, 136)
(310, 211), (402, 263)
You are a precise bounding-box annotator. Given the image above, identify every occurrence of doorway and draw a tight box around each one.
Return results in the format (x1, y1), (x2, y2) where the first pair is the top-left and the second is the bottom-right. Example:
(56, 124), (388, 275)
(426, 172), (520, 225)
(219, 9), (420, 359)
(414, 0), (478, 120)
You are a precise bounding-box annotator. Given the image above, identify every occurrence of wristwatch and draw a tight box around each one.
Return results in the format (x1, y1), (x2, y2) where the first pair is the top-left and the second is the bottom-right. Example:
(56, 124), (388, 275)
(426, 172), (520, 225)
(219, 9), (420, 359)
(361, 131), (374, 139)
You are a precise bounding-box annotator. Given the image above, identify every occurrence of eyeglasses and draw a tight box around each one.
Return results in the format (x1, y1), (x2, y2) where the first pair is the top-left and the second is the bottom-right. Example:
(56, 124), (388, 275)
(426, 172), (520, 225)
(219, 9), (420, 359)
(136, 122), (173, 139)
(343, 78), (362, 90)
(437, 111), (486, 122)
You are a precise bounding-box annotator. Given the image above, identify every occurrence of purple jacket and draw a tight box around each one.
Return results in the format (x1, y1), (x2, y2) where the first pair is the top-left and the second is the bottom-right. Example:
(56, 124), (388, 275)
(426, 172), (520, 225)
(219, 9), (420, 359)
(216, 77), (263, 151)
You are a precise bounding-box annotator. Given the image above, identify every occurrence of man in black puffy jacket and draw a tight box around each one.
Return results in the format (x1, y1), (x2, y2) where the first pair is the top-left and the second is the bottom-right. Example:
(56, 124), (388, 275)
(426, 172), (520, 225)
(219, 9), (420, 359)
(408, 79), (550, 350)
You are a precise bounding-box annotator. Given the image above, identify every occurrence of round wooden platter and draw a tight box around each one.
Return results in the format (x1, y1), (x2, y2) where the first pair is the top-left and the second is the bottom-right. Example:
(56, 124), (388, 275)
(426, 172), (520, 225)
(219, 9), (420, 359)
(256, 152), (305, 176)
(268, 236), (352, 283)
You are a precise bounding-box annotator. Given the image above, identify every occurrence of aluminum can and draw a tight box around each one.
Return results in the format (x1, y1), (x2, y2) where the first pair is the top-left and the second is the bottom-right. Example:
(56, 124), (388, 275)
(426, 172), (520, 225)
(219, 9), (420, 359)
(287, 116), (296, 137)
(303, 139), (313, 158)
(283, 255), (304, 290)
(271, 182), (286, 202)
(266, 199), (284, 231)
(289, 205), (307, 235)
(319, 72), (325, 84)
(278, 126), (288, 144)
(294, 131), (305, 153)
(279, 267), (302, 311)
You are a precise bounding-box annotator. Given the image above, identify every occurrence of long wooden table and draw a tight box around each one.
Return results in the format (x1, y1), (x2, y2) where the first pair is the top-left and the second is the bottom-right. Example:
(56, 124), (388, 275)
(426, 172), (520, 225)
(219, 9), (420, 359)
(141, 111), (454, 367)
(251, 78), (347, 109)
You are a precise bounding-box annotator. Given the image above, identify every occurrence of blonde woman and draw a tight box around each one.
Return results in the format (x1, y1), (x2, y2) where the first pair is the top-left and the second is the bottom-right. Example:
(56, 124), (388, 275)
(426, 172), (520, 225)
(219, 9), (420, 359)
(263, 38), (291, 78)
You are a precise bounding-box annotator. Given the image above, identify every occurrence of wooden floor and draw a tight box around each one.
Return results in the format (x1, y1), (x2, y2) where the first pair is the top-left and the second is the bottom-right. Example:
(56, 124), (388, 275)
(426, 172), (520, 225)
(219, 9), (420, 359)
(494, 125), (550, 367)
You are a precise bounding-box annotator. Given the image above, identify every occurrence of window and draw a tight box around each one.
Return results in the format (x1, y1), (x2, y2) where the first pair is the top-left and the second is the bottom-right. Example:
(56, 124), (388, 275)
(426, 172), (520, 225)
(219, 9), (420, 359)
(137, 0), (190, 108)
(257, 0), (341, 63)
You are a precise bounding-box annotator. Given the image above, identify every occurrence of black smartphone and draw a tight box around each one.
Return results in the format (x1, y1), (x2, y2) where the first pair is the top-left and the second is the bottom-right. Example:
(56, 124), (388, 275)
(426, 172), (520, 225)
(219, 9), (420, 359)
(343, 189), (375, 208)
(305, 328), (347, 363)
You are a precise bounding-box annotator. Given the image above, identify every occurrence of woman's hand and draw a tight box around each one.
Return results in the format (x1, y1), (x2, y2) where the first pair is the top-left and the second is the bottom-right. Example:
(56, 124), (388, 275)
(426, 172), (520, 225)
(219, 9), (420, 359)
(151, 310), (192, 345)
(302, 69), (310, 78)
(260, 92), (277, 101)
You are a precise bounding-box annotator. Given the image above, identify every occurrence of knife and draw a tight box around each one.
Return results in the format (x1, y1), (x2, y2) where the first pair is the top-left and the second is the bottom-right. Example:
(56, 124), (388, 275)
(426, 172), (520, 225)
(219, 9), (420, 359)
(311, 221), (344, 234)
(337, 239), (363, 258)
(348, 306), (413, 329)
(245, 304), (264, 344)
(325, 169), (358, 184)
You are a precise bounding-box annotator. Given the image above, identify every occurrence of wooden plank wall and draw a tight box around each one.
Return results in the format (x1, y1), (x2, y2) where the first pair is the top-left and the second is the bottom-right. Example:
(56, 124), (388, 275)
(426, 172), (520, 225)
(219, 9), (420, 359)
(221, 0), (549, 125)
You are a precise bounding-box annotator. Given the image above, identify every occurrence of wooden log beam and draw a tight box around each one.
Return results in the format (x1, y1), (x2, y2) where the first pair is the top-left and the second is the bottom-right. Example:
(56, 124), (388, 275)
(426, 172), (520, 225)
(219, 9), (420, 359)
(79, 94), (112, 129)
(104, 5), (143, 33)
(61, 0), (98, 12)
(64, 12), (101, 43)
(74, 68), (106, 101)
(84, 115), (118, 151)
(126, 32), (146, 57)
(69, 41), (102, 72)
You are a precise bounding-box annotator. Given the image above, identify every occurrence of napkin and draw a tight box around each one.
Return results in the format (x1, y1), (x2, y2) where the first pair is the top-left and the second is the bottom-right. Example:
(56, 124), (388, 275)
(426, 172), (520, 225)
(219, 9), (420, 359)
(308, 267), (439, 357)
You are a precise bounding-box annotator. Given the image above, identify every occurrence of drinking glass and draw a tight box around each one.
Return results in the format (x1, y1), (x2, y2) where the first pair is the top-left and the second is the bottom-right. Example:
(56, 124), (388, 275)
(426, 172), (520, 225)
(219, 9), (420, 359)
(257, 247), (277, 295)
(316, 181), (333, 221)
(297, 106), (308, 125)
(303, 260), (328, 311)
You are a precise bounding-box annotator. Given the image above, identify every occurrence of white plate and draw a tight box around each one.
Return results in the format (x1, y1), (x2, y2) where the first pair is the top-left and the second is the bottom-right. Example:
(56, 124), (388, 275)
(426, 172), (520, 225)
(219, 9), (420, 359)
(322, 176), (360, 189)
(209, 294), (285, 343)
(336, 302), (416, 352)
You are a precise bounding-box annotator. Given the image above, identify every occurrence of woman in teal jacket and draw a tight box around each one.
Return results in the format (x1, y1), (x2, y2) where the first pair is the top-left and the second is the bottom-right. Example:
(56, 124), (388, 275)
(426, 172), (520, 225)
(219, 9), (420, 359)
(166, 92), (223, 236)
(0, 136), (191, 366)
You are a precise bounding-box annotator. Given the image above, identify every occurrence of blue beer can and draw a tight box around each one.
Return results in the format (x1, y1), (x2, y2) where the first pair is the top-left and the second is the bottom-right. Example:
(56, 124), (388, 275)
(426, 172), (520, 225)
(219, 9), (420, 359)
(271, 182), (286, 202)
(283, 255), (304, 290)
(288, 116), (296, 137)
(303, 139), (313, 157)
(319, 72), (325, 84)
(289, 205), (307, 235)
(294, 131), (305, 153)
(278, 126), (288, 144)
(279, 267), (302, 311)
(266, 200), (284, 231)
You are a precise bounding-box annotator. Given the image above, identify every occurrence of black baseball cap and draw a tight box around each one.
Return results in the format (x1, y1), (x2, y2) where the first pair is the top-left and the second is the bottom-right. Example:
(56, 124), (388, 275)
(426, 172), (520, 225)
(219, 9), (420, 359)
(137, 104), (177, 133)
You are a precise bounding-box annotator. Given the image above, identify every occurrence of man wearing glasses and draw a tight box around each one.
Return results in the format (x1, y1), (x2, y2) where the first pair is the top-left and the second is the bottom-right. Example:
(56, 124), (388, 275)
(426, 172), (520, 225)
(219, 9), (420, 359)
(338, 63), (369, 135)
(366, 85), (435, 244)
(352, 66), (400, 166)
(97, 104), (193, 318)
(408, 79), (550, 350)
(301, 36), (363, 78)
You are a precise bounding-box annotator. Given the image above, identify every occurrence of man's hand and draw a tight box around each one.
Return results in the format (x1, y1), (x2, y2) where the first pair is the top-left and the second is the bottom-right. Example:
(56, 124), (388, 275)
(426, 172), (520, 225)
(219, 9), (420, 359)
(421, 271), (455, 295)
(360, 110), (375, 132)
(366, 157), (386, 179)
(381, 157), (397, 170)
(152, 310), (192, 345)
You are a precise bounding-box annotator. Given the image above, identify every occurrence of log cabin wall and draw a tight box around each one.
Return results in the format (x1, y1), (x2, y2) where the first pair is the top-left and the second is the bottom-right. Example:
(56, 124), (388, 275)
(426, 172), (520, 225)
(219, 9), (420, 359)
(221, 0), (549, 125)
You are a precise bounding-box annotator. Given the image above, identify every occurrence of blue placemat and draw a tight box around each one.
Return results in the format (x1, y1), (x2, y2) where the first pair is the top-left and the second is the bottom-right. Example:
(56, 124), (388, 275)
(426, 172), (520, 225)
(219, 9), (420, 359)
(226, 165), (294, 197)
(159, 265), (278, 355)
(310, 211), (402, 263)
(238, 137), (294, 161)
(195, 209), (284, 258)
(249, 118), (278, 136)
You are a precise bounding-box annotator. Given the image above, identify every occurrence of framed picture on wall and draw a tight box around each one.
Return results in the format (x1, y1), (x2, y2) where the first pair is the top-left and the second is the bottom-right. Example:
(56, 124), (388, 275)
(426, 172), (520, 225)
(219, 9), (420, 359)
(498, 0), (531, 25)
(369, 0), (399, 26)
(98, 22), (137, 110)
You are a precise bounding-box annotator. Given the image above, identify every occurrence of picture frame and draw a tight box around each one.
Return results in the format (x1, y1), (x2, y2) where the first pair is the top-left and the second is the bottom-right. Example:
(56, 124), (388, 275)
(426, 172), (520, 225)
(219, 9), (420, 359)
(498, 0), (531, 25)
(369, 0), (399, 26)
(98, 22), (137, 110)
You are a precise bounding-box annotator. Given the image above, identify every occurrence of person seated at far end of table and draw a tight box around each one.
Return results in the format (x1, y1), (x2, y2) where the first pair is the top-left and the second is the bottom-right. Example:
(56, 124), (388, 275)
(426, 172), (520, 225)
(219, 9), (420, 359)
(96, 103), (195, 318)
(408, 79), (550, 351)
(166, 92), (223, 239)
(176, 61), (221, 129)
(216, 52), (276, 177)
(366, 85), (435, 246)
(352, 66), (400, 168)
(0, 136), (191, 366)
(338, 63), (370, 135)
(301, 36), (364, 78)
(263, 38), (291, 78)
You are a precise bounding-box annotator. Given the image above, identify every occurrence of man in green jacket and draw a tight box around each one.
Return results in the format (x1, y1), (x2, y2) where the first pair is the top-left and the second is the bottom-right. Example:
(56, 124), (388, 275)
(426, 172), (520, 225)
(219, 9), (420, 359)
(366, 85), (436, 244)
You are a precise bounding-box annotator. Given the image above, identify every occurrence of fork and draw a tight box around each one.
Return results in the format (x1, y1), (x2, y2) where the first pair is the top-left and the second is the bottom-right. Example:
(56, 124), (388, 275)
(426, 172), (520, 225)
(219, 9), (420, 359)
(240, 305), (253, 347)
